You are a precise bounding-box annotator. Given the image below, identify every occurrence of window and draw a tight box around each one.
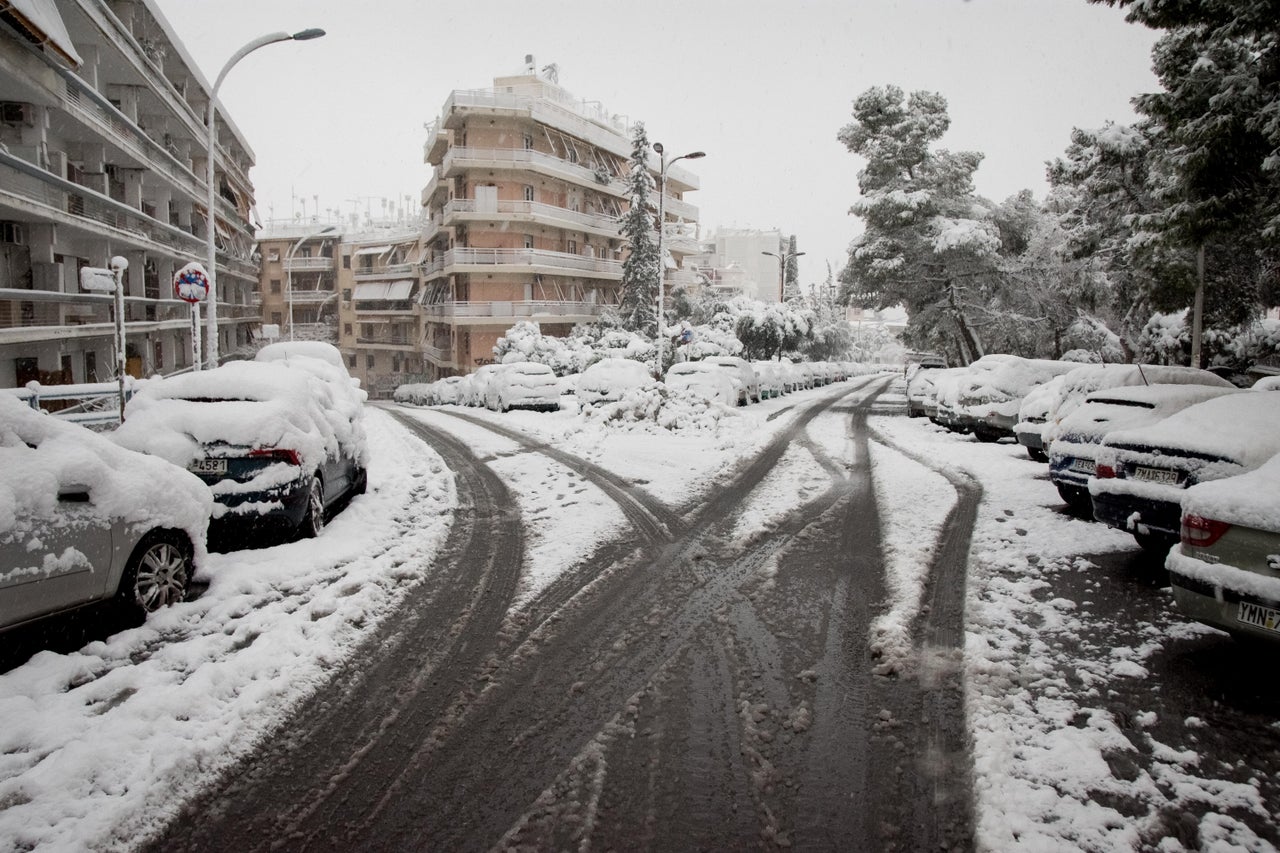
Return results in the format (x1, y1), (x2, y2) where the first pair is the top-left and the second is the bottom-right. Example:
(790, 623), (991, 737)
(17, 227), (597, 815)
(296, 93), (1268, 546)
(348, 354), (357, 368)
(567, 239), (577, 254)
(523, 133), (533, 150)
(523, 185), (534, 202)
(344, 323), (352, 336)
(300, 248), (312, 259)
(271, 312), (282, 326)
(343, 254), (351, 269)
(524, 235), (534, 250)
(342, 288), (352, 303)
(270, 279), (281, 294)
(366, 354), (375, 369)
(153, 339), (164, 369)
(267, 249), (280, 262)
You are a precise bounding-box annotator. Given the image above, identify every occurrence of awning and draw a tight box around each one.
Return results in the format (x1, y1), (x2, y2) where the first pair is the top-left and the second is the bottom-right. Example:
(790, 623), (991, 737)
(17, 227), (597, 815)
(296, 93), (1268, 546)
(353, 282), (390, 300)
(5, 0), (82, 68)
(387, 280), (414, 300)
(353, 245), (392, 257)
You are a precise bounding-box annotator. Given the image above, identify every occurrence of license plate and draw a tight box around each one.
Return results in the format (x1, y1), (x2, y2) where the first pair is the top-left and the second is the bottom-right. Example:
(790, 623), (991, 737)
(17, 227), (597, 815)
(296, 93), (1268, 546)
(1237, 601), (1280, 634)
(190, 458), (227, 475)
(1070, 458), (1096, 474)
(1133, 466), (1179, 485)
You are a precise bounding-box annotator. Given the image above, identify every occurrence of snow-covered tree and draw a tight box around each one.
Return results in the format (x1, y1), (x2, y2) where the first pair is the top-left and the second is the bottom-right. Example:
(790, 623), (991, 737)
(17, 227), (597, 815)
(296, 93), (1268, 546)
(782, 234), (801, 304)
(837, 85), (1001, 363)
(617, 122), (660, 335)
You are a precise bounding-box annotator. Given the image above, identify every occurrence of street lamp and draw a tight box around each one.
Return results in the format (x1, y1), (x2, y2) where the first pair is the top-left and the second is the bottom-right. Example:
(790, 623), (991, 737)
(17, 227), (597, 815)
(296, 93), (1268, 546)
(762, 250), (805, 303)
(652, 142), (704, 377)
(286, 225), (336, 341)
(205, 27), (325, 368)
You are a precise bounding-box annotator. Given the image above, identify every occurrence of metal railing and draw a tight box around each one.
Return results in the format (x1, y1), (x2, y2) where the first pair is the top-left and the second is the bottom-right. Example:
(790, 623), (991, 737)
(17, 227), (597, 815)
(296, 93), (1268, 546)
(445, 197), (620, 233)
(0, 153), (257, 282)
(283, 256), (334, 272)
(5, 379), (137, 426)
(420, 300), (605, 319)
(444, 247), (623, 276)
(354, 262), (419, 280)
(442, 146), (629, 196)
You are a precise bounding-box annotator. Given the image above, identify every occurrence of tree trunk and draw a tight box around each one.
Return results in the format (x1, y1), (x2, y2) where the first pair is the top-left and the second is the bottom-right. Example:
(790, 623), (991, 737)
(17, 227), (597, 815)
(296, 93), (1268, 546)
(947, 281), (983, 363)
(1190, 243), (1205, 368)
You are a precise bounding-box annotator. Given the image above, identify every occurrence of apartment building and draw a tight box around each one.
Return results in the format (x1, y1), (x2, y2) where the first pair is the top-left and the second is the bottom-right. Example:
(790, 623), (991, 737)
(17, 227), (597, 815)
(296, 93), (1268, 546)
(335, 228), (424, 394)
(419, 62), (701, 379)
(0, 0), (259, 388)
(256, 224), (340, 341)
(711, 228), (787, 304)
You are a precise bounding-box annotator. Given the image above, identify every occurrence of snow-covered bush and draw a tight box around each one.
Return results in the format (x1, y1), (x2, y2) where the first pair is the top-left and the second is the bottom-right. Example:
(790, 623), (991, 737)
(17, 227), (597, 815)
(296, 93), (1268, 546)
(573, 381), (741, 435)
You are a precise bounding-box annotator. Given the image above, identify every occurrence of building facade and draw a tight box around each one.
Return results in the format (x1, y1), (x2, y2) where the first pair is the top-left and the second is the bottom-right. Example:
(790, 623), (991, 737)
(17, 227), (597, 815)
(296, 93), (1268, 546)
(256, 225), (340, 342)
(0, 0), (259, 388)
(711, 228), (786, 304)
(335, 228), (424, 395)
(418, 64), (701, 379)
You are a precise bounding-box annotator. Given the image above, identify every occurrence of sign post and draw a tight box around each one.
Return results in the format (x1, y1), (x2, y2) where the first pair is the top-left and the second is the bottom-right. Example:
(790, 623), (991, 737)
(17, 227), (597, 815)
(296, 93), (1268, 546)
(173, 262), (210, 371)
(80, 258), (129, 422)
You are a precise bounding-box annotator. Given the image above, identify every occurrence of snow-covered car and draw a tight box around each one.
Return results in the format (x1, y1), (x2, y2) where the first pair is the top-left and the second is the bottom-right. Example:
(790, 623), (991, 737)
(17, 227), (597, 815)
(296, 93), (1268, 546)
(464, 364), (504, 408)
(1166, 452), (1280, 644)
(394, 376), (466, 406)
(576, 358), (652, 406)
(933, 364), (986, 432)
(113, 360), (368, 544)
(255, 341), (350, 373)
(1013, 375), (1066, 461)
(1252, 375), (1280, 392)
(955, 356), (1080, 442)
(704, 357), (761, 405)
(1042, 363), (1233, 447)
(665, 362), (741, 406)
(1048, 384), (1238, 515)
(906, 367), (942, 418)
(1090, 392), (1280, 550)
(752, 361), (788, 399)
(1, 394), (211, 632)
(791, 361), (816, 391)
(485, 362), (561, 412)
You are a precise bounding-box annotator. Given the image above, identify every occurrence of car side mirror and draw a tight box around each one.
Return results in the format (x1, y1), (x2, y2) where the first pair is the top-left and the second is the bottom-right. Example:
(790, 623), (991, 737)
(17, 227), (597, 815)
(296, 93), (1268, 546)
(57, 486), (91, 503)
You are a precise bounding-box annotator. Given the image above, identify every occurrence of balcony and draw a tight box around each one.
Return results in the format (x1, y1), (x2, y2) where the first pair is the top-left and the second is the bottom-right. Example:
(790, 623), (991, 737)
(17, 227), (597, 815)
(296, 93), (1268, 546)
(421, 300), (605, 324)
(439, 146), (628, 197)
(286, 289), (337, 304)
(0, 152), (258, 285)
(1, 288), (197, 343)
(283, 256), (334, 272)
(354, 262), (419, 281)
(444, 198), (619, 237)
(424, 248), (623, 281)
(356, 336), (413, 350)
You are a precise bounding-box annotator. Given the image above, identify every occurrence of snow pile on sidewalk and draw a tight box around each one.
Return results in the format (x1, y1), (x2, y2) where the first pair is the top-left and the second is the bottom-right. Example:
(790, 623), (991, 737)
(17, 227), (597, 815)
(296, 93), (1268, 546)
(0, 410), (454, 851)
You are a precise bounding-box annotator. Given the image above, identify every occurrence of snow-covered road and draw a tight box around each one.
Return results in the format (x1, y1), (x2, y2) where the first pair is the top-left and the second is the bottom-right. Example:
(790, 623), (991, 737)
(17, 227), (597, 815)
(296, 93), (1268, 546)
(2, 377), (1277, 852)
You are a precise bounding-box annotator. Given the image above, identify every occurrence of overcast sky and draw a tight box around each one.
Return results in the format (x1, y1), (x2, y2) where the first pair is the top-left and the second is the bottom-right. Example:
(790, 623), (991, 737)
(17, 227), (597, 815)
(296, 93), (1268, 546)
(157, 0), (1159, 290)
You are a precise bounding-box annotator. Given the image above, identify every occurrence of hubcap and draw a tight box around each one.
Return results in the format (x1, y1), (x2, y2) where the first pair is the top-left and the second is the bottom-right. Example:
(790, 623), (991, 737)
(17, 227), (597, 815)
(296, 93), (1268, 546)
(135, 542), (188, 612)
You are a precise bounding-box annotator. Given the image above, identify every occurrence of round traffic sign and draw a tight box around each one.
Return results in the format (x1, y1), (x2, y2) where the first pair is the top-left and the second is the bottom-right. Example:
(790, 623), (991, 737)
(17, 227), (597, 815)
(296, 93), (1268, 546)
(174, 262), (209, 303)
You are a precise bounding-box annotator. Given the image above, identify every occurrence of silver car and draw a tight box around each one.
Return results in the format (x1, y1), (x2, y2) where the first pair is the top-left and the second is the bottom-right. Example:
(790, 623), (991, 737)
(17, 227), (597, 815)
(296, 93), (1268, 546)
(1, 394), (211, 633)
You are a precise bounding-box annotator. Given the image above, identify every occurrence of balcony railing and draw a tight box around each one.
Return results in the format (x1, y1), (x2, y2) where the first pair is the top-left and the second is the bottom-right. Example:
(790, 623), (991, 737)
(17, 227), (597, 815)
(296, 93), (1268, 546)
(421, 300), (606, 320)
(356, 336), (412, 347)
(445, 198), (619, 234)
(354, 262), (419, 280)
(441, 146), (629, 196)
(0, 152), (257, 283)
(439, 247), (623, 277)
(286, 289), (337, 304)
(283, 256), (334, 272)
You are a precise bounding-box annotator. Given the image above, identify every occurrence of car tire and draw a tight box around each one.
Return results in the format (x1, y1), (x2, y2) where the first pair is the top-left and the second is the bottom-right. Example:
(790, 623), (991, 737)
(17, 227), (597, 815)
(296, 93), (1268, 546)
(1027, 448), (1048, 463)
(117, 531), (192, 618)
(299, 476), (325, 539)
(1133, 530), (1175, 553)
(352, 465), (368, 496)
(1055, 483), (1092, 517)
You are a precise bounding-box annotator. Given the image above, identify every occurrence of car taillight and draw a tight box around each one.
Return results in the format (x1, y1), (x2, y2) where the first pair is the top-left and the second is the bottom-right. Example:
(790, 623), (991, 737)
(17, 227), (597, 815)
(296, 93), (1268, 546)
(250, 448), (301, 466)
(1095, 464), (1116, 479)
(1181, 514), (1231, 547)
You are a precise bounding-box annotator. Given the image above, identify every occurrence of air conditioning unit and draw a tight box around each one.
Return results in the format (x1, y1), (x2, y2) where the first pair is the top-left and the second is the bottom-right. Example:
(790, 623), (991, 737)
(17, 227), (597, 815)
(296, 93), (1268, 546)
(0, 102), (33, 126)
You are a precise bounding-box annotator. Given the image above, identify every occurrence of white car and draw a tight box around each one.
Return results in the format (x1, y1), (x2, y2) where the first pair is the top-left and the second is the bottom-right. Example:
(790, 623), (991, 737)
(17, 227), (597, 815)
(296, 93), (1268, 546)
(464, 364), (505, 407)
(1, 394), (212, 633)
(705, 357), (760, 404)
(576, 358), (653, 406)
(665, 362), (741, 406)
(751, 361), (788, 399)
(1012, 374), (1066, 460)
(485, 363), (561, 412)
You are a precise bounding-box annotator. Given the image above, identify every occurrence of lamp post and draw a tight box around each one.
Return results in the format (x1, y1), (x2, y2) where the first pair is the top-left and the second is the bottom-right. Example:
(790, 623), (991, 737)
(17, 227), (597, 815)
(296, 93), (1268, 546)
(205, 27), (325, 368)
(651, 142), (704, 378)
(762, 249), (805, 303)
(286, 225), (336, 341)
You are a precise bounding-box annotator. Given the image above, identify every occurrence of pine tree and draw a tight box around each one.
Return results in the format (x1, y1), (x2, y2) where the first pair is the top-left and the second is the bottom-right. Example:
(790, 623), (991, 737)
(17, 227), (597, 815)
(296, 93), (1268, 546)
(782, 234), (801, 303)
(617, 122), (660, 335)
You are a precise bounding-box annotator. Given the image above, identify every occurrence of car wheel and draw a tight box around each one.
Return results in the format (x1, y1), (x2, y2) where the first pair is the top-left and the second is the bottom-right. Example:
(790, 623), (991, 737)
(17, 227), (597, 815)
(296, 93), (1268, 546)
(352, 465), (368, 496)
(1133, 530), (1175, 553)
(299, 477), (325, 539)
(1055, 483), (1092, 517)
(118, 532), (192, 617)
(1027, 448), (1048, 463)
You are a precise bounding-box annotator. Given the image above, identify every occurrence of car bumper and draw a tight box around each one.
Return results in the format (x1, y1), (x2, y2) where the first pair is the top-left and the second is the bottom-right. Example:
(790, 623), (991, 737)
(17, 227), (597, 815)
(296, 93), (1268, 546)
(210, 475), (310, 535)
(1169, 567), (1280, 644)
(1090, 487), (1181, 539)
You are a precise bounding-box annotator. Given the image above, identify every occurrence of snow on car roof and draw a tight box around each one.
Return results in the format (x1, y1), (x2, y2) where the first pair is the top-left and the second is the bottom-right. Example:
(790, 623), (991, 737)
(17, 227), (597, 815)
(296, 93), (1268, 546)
(1180, 451), (1280, 533)
(1053, 363), (1231, 421)
(112, 362), (347, 469)
(255, 341), (346, 370)
(1102, 390), (1280, 466)
(0, 394), (211, 548)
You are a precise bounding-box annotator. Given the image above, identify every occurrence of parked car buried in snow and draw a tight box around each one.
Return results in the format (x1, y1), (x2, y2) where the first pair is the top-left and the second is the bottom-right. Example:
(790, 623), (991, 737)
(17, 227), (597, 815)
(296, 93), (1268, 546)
(906, 366), (943, 419)
(1090, 391), (1280, 551)
(112, 360), (368, 545)
(1166, 452), (1280, 645)
(576, 358), (653, 406)
(955, 356), (1080, 442)
(704, 357), (761, 405)
(485, 362), (561, 412)
(1048, 384), (1238, 516)
(665, 362), (741, 406)
(0, 393), (211, 633)
(1013, 375), (1067, 461)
